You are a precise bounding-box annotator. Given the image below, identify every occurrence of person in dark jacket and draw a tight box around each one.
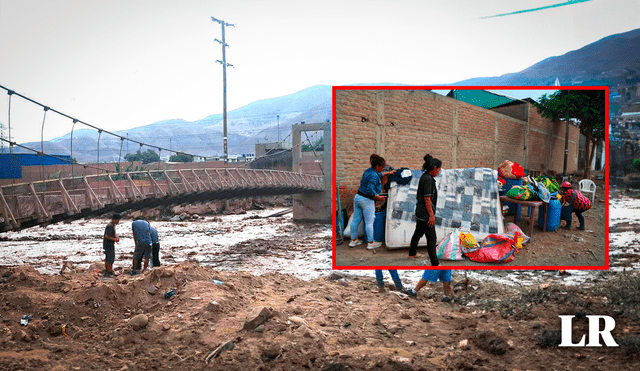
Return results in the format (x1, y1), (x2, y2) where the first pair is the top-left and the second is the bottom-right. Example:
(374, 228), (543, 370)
(408, 154), (442, 265)
(349, 154), (393, 250)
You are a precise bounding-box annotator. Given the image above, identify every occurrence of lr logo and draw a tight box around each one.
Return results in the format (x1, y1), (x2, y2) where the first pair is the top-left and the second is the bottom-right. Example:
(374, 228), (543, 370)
(558, 315), (619, 347)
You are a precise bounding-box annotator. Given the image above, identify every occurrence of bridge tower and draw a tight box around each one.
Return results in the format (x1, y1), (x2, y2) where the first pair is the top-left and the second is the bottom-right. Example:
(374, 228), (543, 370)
(292, 122), (332, 223)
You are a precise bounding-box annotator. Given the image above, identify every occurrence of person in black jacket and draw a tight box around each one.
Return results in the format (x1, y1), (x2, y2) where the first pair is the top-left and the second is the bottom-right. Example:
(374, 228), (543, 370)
(408, 154), (442, 265)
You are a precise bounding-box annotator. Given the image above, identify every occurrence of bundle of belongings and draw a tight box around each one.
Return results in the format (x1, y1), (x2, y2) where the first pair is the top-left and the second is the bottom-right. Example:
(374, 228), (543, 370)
(497, 160), (525, 179)
(435, 222), (529, 263)
(505, 176), (552, 202)
(385, 168), (504, 249)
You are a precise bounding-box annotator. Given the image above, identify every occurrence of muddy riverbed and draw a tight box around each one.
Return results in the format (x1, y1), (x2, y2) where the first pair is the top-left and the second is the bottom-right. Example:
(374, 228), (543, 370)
(0, 187), (636, 288)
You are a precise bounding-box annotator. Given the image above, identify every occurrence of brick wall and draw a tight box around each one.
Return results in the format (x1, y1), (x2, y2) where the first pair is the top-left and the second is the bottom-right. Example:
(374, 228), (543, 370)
(336, 89), (579, 209)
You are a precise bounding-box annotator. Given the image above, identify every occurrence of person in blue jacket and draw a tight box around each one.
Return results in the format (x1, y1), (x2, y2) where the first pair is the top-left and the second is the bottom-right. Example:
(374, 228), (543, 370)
(150, 226), (161, 267)
(349, 154), (393, 250)
(131, 217), (152, 274)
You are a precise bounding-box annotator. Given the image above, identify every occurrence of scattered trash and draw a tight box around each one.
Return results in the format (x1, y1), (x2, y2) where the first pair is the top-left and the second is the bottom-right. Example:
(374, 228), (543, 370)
(164, 290), (176, 300)
(211, 279), (224, 285)
(20, 315), (33, 326)
(205, 340), (236, 363)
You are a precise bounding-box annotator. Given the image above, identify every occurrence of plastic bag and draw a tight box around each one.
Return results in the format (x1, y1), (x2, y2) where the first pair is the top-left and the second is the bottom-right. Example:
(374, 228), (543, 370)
(535, 175), (560, 194)
(460, 232), (479, 249)
(506, 185), (532, 200)
(436, 228), (465, 260)
(464, 234), (519, 263)
(504, 222), (530, 244)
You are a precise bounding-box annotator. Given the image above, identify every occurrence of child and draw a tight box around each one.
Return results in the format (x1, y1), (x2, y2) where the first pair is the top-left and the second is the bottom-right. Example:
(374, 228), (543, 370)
(103, 213), (121, 277)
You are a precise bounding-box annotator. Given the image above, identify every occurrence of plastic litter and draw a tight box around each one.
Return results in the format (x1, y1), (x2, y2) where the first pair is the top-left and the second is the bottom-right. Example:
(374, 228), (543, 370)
(211, 279), (224, 285)
(20, 315), (33, 326)
(164, 289), (176, 299)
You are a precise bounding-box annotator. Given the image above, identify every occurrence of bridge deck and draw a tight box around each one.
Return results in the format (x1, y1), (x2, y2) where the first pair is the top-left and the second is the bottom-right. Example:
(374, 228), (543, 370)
(0, 168), (324, 232)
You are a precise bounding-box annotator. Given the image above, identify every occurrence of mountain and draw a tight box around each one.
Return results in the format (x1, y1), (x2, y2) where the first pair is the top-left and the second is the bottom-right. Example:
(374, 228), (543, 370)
(19, 85), (332, 163)
(454, 28), (640, 86)
(22, 27), (640, 163)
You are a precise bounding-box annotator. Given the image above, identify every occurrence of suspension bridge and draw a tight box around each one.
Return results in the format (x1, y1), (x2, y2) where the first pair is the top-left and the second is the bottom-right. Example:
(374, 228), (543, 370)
(0, 85), (331, 232)
(0, 167), (324, 232)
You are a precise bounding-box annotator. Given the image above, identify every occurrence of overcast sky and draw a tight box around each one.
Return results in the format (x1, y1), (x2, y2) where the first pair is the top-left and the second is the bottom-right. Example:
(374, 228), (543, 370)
(0, 0), (638, 144)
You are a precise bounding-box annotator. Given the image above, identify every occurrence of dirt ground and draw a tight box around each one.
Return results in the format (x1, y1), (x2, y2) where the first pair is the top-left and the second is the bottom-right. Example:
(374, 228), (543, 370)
(2, 188), (640, 371)
(335, 180), (607, 268)
(1, 260), (639, 371)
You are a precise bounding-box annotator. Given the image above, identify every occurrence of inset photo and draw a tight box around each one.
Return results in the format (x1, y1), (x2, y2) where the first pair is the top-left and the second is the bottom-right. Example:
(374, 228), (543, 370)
(333, 86), (608, 269)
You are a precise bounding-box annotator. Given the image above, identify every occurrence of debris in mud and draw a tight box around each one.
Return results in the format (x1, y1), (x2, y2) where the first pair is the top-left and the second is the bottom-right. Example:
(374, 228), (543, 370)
(475, 331), (508, 355)
(536, 328), (562, 347)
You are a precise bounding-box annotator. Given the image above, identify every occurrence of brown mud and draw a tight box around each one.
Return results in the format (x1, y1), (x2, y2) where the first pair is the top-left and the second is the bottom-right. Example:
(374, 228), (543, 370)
(1, 261), (639, 370)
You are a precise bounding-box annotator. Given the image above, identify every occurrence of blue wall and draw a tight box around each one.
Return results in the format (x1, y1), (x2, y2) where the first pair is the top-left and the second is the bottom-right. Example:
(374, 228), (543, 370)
(0, 153), (71, 179)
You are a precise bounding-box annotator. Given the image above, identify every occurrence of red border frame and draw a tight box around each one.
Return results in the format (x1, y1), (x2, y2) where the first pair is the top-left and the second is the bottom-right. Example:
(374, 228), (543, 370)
(332, 85), (609, 271)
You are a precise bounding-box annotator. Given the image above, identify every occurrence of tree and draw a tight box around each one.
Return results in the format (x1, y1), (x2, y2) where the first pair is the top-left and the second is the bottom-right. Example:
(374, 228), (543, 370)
(169, 153), (193, 163)
(124, 149), (161, 164)
(534, 90), (605, 180)
(302, 137), (324, 152)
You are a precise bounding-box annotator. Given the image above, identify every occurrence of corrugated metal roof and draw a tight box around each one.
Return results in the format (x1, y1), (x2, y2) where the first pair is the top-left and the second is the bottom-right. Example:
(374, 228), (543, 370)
(447, 90), (517, 109)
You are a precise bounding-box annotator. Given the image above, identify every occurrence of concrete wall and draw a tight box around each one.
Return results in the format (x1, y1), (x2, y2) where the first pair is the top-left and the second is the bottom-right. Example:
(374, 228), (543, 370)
(335, 89), (580, 210)
(292, 122), (331, 223)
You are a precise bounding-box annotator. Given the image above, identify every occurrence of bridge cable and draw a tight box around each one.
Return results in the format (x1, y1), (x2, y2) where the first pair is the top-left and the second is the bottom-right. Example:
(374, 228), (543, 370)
(40, 107), (50, 193)
(96, 129), (102, 175)
(0, 137), (113, 175)
(236, 131), (293, 169)
(0, 85), (205, 162)
(6, 90), (15, 185)
(118, 137), (124, 169)
(70, 119), (78, 179)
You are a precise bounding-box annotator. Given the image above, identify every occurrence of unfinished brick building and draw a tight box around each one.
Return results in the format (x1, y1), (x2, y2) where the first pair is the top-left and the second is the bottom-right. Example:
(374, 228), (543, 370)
(335, 88), (580, 210)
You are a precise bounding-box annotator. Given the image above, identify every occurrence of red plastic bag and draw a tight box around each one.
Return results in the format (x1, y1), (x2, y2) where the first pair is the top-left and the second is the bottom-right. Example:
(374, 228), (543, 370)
(464, 234), (519, 263)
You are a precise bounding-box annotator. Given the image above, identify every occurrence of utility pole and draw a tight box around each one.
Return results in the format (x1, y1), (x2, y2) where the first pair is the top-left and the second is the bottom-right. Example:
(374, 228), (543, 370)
(212, 16), (234, 168)
(277, 115), (280, 148)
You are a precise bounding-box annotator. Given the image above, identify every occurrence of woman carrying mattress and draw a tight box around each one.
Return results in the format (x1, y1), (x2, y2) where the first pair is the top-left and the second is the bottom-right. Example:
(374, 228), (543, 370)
(349, 154), (392, 249)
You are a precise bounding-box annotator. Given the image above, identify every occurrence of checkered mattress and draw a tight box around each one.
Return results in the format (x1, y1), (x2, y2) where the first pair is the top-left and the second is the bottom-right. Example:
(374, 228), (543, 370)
(385, 167), (504, 249)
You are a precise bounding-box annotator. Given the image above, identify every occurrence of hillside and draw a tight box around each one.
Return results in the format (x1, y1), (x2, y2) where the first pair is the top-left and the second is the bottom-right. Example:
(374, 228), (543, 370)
(455, 28), (640, 86)
(23, 27), (640, 163)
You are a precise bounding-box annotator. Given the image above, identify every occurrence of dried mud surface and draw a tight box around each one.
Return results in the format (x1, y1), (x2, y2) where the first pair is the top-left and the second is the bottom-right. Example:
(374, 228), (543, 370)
(1, 262), (639, 370)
